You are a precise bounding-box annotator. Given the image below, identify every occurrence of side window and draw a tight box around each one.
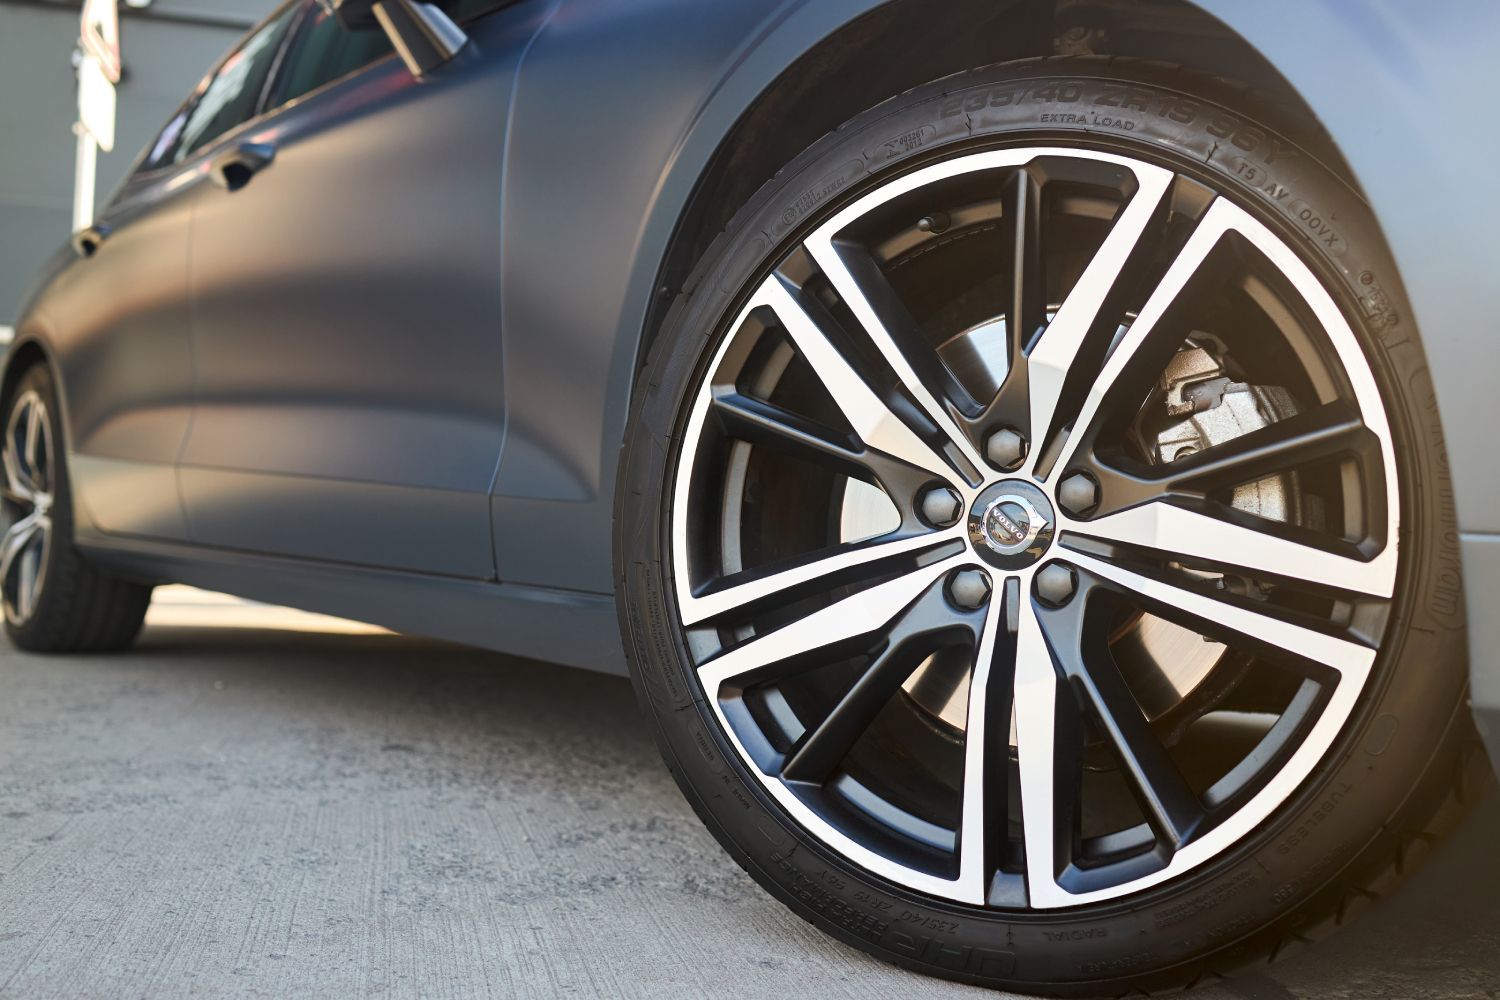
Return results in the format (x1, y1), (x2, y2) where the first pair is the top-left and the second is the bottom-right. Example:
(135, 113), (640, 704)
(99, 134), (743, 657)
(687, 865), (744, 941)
(145, 106), (190, 168)
(274, 1), (514, 107)
(276, 7), (396, 106)
(172, 5), (299, 162)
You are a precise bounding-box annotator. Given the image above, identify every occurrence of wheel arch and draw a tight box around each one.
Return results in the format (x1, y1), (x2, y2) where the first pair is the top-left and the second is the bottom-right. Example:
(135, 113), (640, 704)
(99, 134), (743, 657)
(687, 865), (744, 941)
(637, 0), (1337, 377)
(0, 336), (60, 448)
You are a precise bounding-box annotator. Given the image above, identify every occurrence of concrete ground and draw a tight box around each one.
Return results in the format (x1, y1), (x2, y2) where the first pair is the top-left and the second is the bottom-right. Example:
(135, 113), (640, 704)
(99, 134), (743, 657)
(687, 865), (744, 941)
(0, 592), (1496, 999)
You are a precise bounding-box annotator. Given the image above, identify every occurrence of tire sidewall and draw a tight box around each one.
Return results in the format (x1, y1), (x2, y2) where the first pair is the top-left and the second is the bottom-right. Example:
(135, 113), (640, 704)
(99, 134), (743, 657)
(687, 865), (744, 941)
(616, 61), (1467, 992)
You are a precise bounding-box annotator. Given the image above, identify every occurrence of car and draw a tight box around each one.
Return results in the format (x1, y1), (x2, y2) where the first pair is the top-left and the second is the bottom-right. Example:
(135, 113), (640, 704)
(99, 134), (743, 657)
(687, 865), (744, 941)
(7, 0), (1496, 993)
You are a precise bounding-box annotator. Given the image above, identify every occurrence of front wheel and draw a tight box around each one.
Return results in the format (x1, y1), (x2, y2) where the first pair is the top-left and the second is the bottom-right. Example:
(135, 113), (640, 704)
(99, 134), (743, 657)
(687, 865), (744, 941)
(616, 59), (1480, 994)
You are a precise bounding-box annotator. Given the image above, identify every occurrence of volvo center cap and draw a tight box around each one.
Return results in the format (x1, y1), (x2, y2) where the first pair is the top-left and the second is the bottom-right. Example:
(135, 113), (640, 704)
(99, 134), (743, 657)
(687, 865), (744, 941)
(966, 480), (1056, 569)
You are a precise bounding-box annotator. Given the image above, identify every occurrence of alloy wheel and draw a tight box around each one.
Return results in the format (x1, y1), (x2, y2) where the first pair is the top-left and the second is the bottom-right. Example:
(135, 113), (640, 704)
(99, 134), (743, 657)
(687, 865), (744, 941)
(670, 147), (1398, 909)
(1, 389), (54, 627)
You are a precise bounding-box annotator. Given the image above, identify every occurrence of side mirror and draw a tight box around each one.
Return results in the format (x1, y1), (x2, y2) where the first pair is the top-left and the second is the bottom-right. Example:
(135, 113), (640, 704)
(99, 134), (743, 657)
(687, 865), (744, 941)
(332, 0), (468, 78)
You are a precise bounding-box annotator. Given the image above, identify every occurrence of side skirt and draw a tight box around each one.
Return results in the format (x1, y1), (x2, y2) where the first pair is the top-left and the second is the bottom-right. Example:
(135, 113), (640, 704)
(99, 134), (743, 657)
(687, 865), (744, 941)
(78, 534), (627, 676)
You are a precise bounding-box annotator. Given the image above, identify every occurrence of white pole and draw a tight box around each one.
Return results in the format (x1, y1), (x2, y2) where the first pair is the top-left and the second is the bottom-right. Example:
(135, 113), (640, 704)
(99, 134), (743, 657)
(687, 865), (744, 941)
(72, 123), (98, 233)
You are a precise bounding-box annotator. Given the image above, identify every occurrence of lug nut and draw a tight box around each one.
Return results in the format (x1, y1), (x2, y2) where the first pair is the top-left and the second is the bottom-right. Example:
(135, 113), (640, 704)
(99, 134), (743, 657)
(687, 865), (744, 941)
(947, 569), (991, 610)
(1056, 471), (1099, 517)
(918, 485), (963, 528)
(986, 427), (1027, 470)
(1035, 562), (1077, 607)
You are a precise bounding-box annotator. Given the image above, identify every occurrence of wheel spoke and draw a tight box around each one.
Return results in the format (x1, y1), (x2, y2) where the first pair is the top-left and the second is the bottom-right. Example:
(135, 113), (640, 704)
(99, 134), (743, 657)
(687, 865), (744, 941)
(680, 530), (958, 627)
(1082, 657), (1203, 846)
(23, 400), (44, 488)
(0, 510), (44, 591)
(822, 246), (977, 423)
(696, 555), (963, 693)
(1013, 595), (1076, 896)
(1162, 402), (1370, 493)
(709, 389), (928, 502)
(1064, 499), (1392, 598)
(973, 170), (1048, 436)
(1, 444), (32, 503)
(1004, 169), (1048, 364)
(757, 276), (959, 482)
(1089, 401), (1374, 515)
(955, 580), (1016, 898)
(2, 397), (41, 502)
(1044, 196), (1245, 483)
(1034, 591), (1204, 847)
(803, 235), (989, 482)
(1067, 550), (1376, 677)
(781, 580), (970, 783)
(1049, 195), (1380, 488)
(778, 652), (907, 782)
(16, 536), (40, 619)
(711, 390), (865, 471)
(1021, 162), (1174, 476)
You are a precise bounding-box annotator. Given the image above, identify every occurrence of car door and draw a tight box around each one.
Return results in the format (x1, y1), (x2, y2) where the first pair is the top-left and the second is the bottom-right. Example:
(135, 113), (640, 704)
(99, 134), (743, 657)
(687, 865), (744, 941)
(179, 1), (545, 579)
(38, 5), (306, 544)
(41, 175), (197, 542)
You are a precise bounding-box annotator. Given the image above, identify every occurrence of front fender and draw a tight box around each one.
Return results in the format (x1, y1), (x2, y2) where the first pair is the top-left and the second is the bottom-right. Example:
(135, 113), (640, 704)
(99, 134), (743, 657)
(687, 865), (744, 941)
(489, 0), (881, 592)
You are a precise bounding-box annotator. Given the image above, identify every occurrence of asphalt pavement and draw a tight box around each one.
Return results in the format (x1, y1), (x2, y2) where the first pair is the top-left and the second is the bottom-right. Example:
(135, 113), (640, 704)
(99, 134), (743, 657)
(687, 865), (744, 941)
(0, 593), (1496, 999)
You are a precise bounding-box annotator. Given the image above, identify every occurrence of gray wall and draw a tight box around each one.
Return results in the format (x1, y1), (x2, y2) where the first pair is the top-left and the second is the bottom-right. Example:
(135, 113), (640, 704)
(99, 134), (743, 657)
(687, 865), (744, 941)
(0, 0), (277, 325)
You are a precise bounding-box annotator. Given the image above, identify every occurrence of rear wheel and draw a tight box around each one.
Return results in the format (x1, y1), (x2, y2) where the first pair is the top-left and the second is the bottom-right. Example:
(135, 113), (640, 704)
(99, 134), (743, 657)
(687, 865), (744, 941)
(2, 363), (152, 652)
(617, 59), (1478, 994)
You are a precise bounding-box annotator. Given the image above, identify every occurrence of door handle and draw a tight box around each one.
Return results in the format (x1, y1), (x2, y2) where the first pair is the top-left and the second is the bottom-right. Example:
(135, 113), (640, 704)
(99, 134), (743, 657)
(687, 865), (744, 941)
(210, 142), (277, 192)
(71, 223), (112, 258)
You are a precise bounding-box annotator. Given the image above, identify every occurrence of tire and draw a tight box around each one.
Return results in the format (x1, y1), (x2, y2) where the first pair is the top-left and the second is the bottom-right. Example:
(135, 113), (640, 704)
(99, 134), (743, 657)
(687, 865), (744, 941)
(616, 58), (1482, 994)
(1, 362), (152, 653)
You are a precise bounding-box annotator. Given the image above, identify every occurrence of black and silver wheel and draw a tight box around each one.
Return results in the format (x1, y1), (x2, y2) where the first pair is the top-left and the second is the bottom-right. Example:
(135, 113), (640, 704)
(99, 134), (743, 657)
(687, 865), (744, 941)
(2, 386), (55, 626)
(1, 362), (152, 653)
(617, 60), (1475, 993)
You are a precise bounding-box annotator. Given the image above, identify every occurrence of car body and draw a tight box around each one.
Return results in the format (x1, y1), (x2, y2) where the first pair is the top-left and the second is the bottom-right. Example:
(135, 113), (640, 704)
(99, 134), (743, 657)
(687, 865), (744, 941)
(17, 0), (1496, 764)
(10, 0), (1498, 745)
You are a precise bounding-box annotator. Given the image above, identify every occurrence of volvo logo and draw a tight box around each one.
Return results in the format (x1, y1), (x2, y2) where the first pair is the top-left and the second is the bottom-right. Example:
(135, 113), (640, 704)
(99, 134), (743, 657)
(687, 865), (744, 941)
(966, 480), (1056, 568)
(981, 495), (1048, 556)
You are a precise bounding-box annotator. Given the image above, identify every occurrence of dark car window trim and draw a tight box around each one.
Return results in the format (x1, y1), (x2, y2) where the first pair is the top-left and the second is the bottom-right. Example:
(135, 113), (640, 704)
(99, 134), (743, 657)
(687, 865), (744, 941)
(256, 0), (315, 119)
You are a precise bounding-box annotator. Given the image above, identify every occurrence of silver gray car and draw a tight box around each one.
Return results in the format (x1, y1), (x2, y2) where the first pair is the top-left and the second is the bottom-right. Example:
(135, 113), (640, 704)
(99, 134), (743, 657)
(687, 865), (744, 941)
(7, 0), (1496, 993)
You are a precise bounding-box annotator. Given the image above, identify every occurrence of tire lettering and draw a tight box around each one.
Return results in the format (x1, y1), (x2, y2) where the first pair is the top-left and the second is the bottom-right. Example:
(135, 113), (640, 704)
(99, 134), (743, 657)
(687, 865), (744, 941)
(1094, 85), (1150, 111)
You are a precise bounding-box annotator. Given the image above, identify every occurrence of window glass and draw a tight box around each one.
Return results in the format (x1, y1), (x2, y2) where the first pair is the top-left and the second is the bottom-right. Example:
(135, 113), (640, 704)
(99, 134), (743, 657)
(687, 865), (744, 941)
(145, 106), (189, 167)
(277, 5), (396, 106)
(174, 6), (299, 162)
(276, 1), (512, 106)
